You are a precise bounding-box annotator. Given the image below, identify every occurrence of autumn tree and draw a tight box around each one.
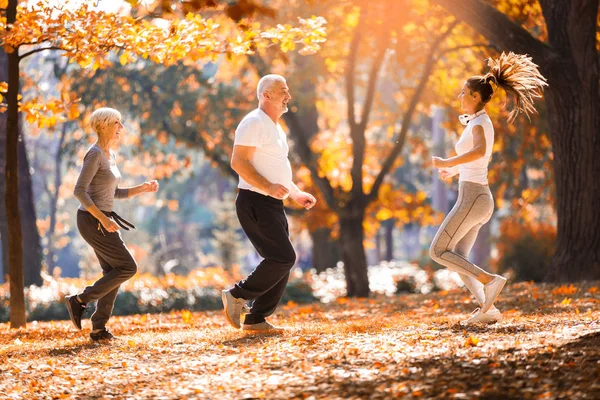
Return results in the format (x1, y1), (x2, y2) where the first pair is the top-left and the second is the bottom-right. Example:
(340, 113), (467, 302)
(430, 0), (600, 281)
(0, 0), (325, 328)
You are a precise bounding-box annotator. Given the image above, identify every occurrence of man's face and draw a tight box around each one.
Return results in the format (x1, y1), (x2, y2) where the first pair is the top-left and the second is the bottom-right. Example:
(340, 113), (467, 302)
(267, 82), (292, 114)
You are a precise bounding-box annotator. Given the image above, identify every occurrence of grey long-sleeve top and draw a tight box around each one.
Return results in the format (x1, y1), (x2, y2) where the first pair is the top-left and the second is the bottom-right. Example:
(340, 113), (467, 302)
(74, 144), (129, 212)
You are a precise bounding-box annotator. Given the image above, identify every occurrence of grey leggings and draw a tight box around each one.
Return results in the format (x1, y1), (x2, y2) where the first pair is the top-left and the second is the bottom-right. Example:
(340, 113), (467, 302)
(430, 181), (494, 307)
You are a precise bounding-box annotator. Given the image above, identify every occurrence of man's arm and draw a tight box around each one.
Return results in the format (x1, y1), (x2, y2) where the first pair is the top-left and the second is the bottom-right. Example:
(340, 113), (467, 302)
(289, 182), (317, 210)
(231, 145), (289, 199)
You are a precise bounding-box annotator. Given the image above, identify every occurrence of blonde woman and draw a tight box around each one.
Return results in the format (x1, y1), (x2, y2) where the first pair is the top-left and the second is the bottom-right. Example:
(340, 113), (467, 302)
(66, 107), (159, 340)
(430, 53), (547, 325)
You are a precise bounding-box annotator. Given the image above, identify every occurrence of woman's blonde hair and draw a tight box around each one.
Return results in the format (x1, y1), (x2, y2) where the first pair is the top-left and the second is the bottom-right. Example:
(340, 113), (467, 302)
(467, 52), (548, 122)
(89, 107), (121, 135)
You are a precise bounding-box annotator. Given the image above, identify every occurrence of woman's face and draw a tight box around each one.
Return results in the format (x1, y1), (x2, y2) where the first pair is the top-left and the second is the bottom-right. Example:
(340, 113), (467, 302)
(103, 119), (124, 147)
(458, 82), (481, 114)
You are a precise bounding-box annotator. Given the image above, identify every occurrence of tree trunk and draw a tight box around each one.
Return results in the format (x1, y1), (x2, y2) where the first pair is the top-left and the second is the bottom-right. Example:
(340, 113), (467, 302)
(310, 227), (339, 273)
(339, 209), (370, 297)
(384, 219), (394, 261)
(540, 0), (600, 281)
(5, 0), (26, 328)
(18, 129), (42, 285)
(46, 123), (68, 275)
(543, 68), (600, 280)
(374, 229), (383, 264)
(1, 48), (42, 288)
(0, 49), (9, 282)
(434, 0), (600, 281)
(5, 0), (26, 329)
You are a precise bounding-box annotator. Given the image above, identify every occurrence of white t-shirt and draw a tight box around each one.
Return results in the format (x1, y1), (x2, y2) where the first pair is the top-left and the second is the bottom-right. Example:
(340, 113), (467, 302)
(453, 113), (495, 185)
(233, 108), (293, 198)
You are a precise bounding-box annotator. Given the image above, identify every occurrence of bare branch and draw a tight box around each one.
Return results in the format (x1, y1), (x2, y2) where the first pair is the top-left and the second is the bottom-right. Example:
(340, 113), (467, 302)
(359, 40), (388, 130)
(368, 21), (459, 203)
(346, 14), (362, 130)
(19, 46), (64, 60)
(349, 37), (389, 199)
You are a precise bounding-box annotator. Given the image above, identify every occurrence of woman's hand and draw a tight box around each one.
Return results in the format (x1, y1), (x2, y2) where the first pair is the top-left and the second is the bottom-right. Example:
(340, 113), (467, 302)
(143, 180), (159, 193)
(100, 216), (120, 233)
(432, 157), (452, 169)
(438, 170), (453, 180)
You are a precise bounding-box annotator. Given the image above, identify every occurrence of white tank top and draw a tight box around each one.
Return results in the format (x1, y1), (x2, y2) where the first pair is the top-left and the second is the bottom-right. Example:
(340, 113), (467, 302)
(455, 113), (494, 185)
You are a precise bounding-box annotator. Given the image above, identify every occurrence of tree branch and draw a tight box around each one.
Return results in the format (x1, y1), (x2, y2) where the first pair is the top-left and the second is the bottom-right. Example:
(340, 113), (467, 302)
(432, 0), (553, 65)
(359, 40), (388, 130)
(439, 43), (499, 56)
(367, 21), (459, 203)
(349, 36), (388, 200)
(19, 46), (64, 60)
(284, 110), (341, 214)
(346, 16), (362, 130)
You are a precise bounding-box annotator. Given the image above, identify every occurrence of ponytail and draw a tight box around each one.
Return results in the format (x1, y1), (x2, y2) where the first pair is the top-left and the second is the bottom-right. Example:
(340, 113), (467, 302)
(485, 52), (548, 122)
(467, 52), (548, 122)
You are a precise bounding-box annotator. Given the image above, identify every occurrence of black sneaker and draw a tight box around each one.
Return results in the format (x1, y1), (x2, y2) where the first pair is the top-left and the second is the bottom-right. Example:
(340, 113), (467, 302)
(90, 328), (115, 341)
(65, 295), (86, 330)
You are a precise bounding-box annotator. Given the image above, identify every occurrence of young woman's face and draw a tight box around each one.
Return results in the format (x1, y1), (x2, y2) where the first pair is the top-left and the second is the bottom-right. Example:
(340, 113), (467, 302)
(458, 82), (481, 113)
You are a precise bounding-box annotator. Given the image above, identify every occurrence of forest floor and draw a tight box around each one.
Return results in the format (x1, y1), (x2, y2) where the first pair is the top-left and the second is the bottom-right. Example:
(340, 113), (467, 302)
(1, 281), (599, 399)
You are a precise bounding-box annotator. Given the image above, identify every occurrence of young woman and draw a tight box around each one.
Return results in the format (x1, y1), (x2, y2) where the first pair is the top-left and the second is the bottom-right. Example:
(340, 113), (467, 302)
(66, 107), (159, 340)
(430, 52), (547, 325)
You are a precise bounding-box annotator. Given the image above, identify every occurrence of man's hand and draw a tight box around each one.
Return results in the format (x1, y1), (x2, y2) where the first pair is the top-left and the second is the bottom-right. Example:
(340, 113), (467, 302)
(291, 191), (317, 210)
(268, 184), (290, 200)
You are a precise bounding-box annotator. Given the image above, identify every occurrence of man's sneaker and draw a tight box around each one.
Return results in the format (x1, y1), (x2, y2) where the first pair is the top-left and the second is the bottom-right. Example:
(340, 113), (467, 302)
(481, 275), (507, 313)
(460, 307), (502, 326)
(90, 328), (115, 341)
(242, 321), (285, 332)
(221, 289), (246, 329)
(65, 295), (86, 330)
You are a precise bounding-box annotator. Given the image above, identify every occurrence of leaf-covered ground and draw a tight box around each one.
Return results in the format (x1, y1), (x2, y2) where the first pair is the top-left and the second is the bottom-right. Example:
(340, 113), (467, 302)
(1, 282), (599, 399)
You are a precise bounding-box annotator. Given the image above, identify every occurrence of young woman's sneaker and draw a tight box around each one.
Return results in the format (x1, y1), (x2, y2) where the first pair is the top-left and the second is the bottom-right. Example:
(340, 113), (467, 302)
(481, 275), (507, 313)
(460, 307), (502, 326)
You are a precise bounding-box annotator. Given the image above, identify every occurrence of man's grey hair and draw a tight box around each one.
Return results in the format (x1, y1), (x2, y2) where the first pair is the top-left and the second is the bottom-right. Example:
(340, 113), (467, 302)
(89, 107), (121, 135)
(257, 74), (286, 100)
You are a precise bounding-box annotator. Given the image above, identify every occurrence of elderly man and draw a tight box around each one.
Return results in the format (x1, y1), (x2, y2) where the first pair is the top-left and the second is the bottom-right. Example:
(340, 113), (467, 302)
(222, 74), (317, 331)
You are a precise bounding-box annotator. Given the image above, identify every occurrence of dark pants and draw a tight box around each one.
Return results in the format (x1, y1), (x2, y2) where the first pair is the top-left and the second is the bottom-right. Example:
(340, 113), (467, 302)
(230, 190), (296, 325)
(76, 210), (138, 330)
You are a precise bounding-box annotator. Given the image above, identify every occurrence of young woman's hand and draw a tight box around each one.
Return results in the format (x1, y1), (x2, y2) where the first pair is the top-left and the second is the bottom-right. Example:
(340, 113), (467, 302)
(432, 157), (452, 169)
(438, 170), (453, 180)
